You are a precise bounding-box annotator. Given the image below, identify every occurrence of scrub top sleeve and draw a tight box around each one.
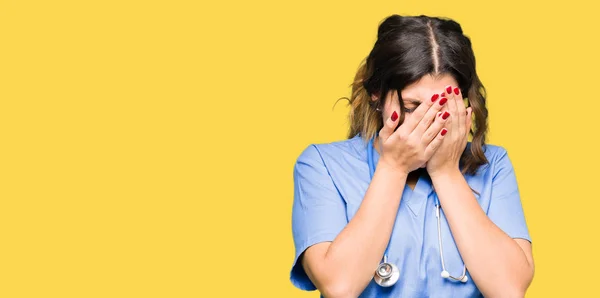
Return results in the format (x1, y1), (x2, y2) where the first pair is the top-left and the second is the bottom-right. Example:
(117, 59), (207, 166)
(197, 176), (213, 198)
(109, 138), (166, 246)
(487, 147), (532, 243)
(290, 144), (348, 291)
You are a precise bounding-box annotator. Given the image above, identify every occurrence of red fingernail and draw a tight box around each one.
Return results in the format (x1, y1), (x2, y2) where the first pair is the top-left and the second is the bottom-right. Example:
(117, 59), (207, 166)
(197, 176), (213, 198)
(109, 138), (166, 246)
(453, 87), (460, 95)
(391, 111), (398, 121)
(441, 128), (448, 136)
(442, 111), (450, 120)
(431, 94), (439, 103)
(437, 112), (442, 117)
(439, 97), (447, 105)
(440, 92), (445, 97)
(446, 86), (453, 94)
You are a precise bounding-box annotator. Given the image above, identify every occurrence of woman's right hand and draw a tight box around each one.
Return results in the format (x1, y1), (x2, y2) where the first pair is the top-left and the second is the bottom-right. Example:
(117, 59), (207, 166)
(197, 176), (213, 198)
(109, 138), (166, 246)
(377, 90), (450, 174)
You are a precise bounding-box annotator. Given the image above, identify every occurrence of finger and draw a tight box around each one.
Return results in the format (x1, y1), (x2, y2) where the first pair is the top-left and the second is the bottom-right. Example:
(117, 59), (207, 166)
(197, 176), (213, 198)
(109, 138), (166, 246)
(437, 92), (450, 115)
(398, 92), (442, 134)
(453, 87), (466, 135)
(424, 127), (449, 158)
(379, 109), (400, 142)
(377, 90), (400, 141)
(410, 93), (448, 137)
(445, 85), (458, 133)
(465, 107), (473, 138)
(421, 110), (450, 145)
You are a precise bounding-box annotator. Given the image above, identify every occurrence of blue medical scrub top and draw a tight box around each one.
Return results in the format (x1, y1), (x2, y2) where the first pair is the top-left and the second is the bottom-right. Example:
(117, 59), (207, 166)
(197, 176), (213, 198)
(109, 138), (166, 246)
(290, 134), (531, 298)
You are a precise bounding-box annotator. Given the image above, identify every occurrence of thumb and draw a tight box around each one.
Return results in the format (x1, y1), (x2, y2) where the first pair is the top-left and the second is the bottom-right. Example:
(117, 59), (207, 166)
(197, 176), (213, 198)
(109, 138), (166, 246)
(379, 110), (400, 142)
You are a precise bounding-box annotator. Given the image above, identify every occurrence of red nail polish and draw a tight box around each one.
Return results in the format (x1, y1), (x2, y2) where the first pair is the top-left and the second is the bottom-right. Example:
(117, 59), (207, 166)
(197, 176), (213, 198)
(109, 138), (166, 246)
(442, 111), (450, 120)
(391, 111), (398, 121)
(439, 97), (447, 105)
(441, 128), (448, 136)
(446, 86), (453, 94)
(431, 94), (439, 103)
(440, 92), (445, 97)
(453, 87), (460, 95)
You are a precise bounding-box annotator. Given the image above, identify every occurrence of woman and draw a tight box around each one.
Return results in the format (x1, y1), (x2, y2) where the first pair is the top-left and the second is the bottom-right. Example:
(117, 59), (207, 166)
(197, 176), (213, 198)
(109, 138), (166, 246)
(290, 15), (534, 297)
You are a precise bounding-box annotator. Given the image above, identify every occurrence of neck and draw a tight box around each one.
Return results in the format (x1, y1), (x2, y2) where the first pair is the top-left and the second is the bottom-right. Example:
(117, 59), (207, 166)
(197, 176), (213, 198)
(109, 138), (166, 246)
(373, 135), (383, 155)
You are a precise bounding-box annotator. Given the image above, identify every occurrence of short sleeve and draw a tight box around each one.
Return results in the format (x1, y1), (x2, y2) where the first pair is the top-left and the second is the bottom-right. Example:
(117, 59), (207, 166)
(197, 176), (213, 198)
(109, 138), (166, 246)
(290, 145), (348, 291)
(487, 147), (532, 243)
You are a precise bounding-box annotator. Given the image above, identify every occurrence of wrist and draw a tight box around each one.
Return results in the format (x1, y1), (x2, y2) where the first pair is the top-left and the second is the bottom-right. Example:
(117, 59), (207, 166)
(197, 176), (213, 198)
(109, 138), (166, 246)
(428, 165), (461, 180)
(376, 159), (409, 179)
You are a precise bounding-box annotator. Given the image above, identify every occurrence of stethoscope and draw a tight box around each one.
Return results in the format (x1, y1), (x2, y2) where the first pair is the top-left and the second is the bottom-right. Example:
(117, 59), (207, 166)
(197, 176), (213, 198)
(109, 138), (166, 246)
(367, 136), (468, 287)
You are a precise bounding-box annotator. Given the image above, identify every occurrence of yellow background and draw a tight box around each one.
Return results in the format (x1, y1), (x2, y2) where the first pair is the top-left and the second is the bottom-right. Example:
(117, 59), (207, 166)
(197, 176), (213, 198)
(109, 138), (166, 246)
(1, 0), (598, 297)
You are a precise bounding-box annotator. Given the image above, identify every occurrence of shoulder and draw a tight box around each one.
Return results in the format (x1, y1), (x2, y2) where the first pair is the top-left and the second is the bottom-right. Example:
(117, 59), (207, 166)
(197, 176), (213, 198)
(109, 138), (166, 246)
(482, 143), (509, 164)
(464, 143), (512, 177)
(464, 143), (519, 197)
(470, 143), (518, 184)
(296, 135), (366, 166)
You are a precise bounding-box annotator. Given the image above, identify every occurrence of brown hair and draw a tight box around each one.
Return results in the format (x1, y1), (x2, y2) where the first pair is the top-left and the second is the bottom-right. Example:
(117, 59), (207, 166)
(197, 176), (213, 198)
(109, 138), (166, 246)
(340, 15), (489, 175)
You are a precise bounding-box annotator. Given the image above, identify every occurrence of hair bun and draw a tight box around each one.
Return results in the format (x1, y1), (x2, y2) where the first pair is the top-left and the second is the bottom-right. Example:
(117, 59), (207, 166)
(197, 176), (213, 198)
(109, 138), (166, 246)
(377, 14), (403, 39)
(438, 18), (464, 35)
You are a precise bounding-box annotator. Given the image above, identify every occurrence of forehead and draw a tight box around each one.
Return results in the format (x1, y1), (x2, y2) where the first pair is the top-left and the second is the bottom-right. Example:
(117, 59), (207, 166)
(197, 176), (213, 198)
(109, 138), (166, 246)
(401, 74), (458, 102)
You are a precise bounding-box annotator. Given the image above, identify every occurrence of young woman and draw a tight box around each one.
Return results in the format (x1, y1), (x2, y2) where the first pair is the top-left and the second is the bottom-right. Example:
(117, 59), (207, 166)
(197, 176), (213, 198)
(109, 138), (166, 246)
(290, 15), (534, 297)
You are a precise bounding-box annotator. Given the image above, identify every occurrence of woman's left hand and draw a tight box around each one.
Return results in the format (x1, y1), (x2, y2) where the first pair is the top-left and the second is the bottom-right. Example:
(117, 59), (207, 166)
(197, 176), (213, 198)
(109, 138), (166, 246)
(426, 85), (473, 177)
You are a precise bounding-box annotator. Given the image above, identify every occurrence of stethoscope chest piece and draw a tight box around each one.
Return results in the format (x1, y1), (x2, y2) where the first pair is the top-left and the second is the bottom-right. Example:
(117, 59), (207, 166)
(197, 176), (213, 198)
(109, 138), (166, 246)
(373, 260), (400, 287)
